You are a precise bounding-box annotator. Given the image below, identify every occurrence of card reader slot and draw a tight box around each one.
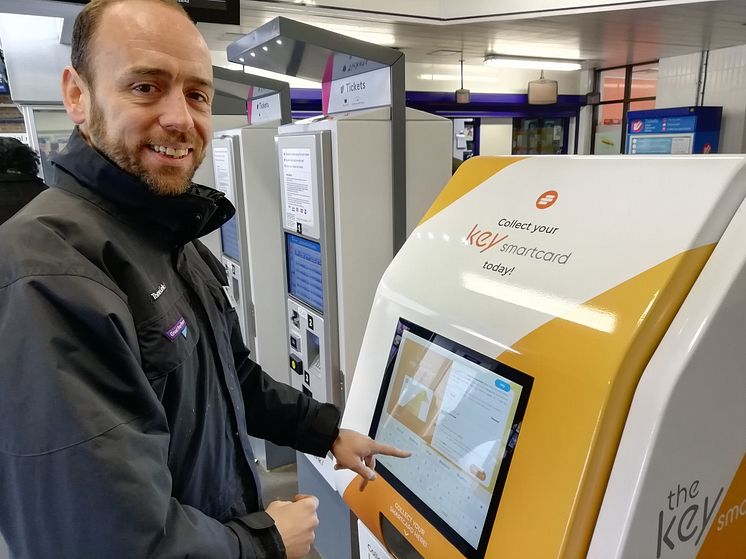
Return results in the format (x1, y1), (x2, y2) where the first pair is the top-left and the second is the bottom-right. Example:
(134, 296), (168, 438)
(306, 331), (321, 372)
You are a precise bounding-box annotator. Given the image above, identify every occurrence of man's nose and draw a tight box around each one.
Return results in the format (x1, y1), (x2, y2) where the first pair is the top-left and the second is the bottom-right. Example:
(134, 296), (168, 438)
(159, 90), (195, 133)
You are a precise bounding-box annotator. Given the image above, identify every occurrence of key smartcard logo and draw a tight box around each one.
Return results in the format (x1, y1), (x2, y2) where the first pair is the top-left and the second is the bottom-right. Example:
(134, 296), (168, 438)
(632, 119), (644, 133)
(536, 190), (558, 209)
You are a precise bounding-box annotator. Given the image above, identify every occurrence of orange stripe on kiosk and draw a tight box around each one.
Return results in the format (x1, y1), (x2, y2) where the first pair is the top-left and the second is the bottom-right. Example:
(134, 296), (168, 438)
(337, 156), (746, 559)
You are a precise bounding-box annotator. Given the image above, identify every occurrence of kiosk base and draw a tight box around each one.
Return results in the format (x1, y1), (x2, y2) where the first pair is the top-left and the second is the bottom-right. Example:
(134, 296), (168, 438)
(297, 452), (358, 558)
(249, 437), (295, 471)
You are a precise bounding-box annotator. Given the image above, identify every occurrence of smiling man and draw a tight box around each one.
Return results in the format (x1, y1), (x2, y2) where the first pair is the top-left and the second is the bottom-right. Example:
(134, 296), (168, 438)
(0, 1), (408, 558)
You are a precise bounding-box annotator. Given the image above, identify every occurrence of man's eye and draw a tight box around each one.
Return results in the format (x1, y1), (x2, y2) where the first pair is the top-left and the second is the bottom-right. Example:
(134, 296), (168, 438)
(189, 92), (209, 103)
(133, 84), (156, 94)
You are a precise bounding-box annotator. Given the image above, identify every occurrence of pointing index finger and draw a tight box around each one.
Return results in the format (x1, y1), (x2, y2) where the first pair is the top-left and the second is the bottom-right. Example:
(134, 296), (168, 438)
(371, 442), (412, 458)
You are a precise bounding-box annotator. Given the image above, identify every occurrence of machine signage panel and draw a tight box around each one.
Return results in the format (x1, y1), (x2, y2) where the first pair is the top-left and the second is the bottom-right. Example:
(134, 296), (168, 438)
(629, 134), (693, 155)
(324, 66), (392, 115)
(629, 116), (697, 135)
(212, 143), (240, 261)
(370, 318), (533, 558)
(281, 148), (317, 233)
(286, 233), (324, 313)
(247, 90), (282, 125)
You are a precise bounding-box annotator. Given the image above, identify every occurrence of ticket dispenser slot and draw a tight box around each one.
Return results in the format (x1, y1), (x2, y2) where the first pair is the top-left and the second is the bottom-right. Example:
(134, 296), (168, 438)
(380, 514), (423, 559)
(278, 131), (341, 407)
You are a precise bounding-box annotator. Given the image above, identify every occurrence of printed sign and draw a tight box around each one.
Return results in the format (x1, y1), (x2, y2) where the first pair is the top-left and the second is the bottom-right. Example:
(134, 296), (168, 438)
(247, 90), (282, 125)
(325, 66), (392, 115)
(281, 148), (316, 231)
(212, 146), (235, 204)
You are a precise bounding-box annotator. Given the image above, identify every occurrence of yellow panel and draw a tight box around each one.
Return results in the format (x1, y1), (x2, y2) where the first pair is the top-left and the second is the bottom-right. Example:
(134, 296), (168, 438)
(489, 244), (714, 558)
(698, 452), (746, 558)
(418, 157), (524, 226)
(344, 476), (465, 558)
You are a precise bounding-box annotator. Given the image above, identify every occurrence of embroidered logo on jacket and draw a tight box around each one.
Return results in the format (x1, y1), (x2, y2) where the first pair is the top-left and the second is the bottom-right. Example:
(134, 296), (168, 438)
(150, 283), (166, 300)
(164, 316), (188, 341)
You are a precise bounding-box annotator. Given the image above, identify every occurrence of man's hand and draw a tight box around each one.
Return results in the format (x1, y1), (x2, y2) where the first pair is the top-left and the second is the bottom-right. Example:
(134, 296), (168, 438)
(266, 495), (319, 559)
(331, 428), (412, 490)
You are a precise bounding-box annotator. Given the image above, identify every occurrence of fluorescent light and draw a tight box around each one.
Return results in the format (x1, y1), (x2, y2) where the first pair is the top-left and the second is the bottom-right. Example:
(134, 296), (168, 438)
(484, 54), (581, 72)
(262, 46), (269, 51)
(238, 57), (244, 63)
(417, 73), (502, 83)
(276, 39), (283, 45)
(250, 52), (256, 57)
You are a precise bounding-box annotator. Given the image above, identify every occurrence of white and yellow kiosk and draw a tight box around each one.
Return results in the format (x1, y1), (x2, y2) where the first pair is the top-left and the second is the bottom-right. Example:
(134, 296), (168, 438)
(336, 156), (746, 559)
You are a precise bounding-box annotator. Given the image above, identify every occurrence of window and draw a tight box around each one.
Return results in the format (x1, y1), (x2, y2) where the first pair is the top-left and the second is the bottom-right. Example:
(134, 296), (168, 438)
(591, 61), (658, 154)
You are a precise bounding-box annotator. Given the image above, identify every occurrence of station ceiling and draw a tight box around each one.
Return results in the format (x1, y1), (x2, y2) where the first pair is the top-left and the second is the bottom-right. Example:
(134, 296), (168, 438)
(197, 0), (746, 69)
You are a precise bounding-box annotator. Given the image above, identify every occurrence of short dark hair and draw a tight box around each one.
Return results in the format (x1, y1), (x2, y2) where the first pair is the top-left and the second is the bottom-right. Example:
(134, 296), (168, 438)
(0, 138), (40, 175)
(71, 0), (190, 83)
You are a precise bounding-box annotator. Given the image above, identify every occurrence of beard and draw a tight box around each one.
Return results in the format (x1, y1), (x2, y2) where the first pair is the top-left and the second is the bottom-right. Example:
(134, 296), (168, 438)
(87, 97), (206, 196)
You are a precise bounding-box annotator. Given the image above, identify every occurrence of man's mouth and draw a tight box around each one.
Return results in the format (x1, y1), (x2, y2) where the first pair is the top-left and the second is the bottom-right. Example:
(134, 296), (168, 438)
(148, 144), (192, 159)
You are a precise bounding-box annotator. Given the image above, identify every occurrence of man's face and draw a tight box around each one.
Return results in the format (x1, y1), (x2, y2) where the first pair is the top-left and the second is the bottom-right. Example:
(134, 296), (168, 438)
(81, 1), (214, 196)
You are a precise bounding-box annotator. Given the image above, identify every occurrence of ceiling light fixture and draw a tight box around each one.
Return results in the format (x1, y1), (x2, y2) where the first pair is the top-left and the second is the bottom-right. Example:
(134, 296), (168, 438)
(484, 54), (582, 72)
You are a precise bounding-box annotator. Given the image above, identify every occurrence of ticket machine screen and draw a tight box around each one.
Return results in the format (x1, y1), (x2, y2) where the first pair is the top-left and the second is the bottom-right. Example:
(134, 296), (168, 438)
(370, 319), (533, 558)
(286, 233), (324, 312)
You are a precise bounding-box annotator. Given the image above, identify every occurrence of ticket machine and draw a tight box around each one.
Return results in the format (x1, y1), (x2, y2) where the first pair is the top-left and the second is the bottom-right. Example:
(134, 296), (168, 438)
(338, 156), (746, 559)
(227, 18), (452, 558)
(208, 68), (296, 470)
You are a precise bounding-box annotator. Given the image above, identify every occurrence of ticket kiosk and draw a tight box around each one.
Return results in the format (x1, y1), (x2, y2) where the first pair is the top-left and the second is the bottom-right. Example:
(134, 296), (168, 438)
(228, 18), (452, 558)
(338, 156), (746, 559)
(209, 68), (296, 470)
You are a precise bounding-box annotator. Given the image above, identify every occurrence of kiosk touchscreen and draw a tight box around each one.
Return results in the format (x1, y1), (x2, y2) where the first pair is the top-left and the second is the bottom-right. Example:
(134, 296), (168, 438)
(371, 319), (532, 558)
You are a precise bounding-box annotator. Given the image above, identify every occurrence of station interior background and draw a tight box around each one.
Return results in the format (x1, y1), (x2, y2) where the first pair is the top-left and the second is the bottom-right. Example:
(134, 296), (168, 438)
(1, 0), (746, 557)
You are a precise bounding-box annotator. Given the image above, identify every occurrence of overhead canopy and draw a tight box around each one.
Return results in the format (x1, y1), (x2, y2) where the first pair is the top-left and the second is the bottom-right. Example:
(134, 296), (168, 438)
(212, 66), (291, 124)
(226, 16), (402, 83)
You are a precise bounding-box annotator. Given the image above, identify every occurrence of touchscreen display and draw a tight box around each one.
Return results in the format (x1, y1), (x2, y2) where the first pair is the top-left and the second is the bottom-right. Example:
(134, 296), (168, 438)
(286, 233), (323, 312)
(370, 319), (533, 558)
(220, 216), (240, 262)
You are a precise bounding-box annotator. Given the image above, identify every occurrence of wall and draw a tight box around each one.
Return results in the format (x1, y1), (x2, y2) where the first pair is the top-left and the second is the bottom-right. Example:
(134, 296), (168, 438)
(406, 62), (584, 94)
(657, 44), (746, 153)
(480, 117), (514, 155)
(0, 14), (70, 104)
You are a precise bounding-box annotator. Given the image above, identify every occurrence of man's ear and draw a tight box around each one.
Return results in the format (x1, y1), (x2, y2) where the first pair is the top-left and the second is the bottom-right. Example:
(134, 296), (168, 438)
(61, 66), (89, 125)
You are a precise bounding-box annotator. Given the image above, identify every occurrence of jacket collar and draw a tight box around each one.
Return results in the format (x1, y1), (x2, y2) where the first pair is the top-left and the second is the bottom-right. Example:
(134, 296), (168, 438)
(50, 128), (235, 245)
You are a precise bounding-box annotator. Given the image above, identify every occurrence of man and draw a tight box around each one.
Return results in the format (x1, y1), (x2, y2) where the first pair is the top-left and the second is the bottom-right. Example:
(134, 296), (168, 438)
(0, 1), (408, 557)
(0, 137), (47, 225)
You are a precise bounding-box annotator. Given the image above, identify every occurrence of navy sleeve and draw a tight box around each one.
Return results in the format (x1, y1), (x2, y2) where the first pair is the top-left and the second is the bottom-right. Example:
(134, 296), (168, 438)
(0, 274), (277, 559)
(191, 240), (341, 456)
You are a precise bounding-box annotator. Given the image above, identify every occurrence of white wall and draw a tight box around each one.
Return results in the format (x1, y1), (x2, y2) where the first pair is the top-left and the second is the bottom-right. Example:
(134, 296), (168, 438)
(657, 45), (746, 153)
(406, 62), (584, 94)
(480, 117), (514, 155)
(0, 14), (70, 104)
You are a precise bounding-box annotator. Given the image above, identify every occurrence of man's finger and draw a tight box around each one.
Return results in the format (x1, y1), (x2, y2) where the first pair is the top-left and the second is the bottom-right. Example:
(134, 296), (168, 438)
(293, 493), (315, 503)
(347, 460), (376, 481)
(371, 442), (412, 458)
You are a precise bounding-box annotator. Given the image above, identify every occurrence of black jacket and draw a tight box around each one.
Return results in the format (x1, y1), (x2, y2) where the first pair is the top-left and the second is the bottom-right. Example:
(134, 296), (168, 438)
(0, 171), (47, 225)
(0, 130), (340, 558)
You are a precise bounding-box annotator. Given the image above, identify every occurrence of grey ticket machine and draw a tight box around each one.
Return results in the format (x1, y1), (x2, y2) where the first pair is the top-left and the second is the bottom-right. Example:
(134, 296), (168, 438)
(278, 132), (342, 407)
(210, 69), (295, 470)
